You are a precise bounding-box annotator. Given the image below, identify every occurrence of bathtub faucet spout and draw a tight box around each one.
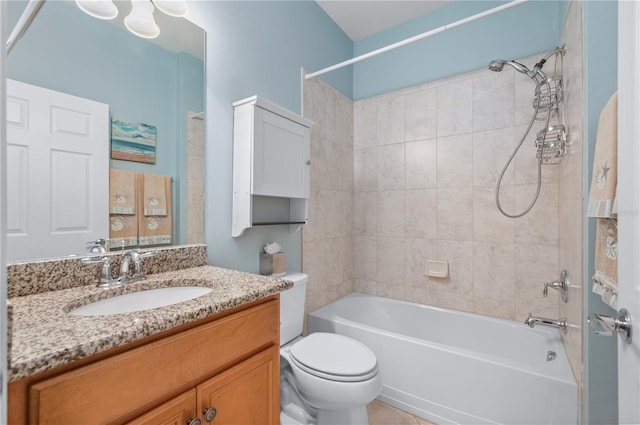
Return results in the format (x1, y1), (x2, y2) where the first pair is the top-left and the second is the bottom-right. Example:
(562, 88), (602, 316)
(525, 313), (567, 333)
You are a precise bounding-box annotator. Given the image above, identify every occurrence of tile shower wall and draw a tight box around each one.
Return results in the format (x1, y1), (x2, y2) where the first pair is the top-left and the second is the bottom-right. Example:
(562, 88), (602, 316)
(302, 76), (355, 313)
(353, 58), (561, 321)
(558, 0), (584, 389)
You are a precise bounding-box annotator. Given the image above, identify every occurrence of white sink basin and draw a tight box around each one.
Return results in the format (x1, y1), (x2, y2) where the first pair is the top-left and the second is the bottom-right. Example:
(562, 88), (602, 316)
(69, 286), (213, 316)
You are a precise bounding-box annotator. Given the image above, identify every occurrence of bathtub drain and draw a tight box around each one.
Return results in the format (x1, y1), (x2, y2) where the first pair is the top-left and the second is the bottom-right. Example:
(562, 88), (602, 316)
(546, 351), (556, 361)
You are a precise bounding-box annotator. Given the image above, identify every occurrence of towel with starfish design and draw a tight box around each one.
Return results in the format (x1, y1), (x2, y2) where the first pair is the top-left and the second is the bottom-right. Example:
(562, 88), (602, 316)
(589, 92), (618, 308)
(588, 92), (617, 218)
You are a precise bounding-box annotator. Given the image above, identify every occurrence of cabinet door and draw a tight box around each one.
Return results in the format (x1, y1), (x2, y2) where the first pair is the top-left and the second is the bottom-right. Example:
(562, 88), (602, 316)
(253, 108), (310, 199)
(197, 348), (279, 425)
(127, 390), (197, 425)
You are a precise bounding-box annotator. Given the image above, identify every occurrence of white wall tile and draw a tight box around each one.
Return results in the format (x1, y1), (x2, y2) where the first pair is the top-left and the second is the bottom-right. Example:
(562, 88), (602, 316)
(437, 133), (473, 188)
(377, 237), (406, 285)
(473, 127), (515, 188)
(405, 139), (437, 189)
(354, 191), (377, 236)
(354, 147), (377, 192)
(354, 101), (377, 148)
(437, 187), (473, 241)
(377, 144), (405, 191)
(437, 78), (472, 137)
(354, 237), (377, 281)
(405, 88), (437, 142)
(377, 190), (405, 237)
(405, 189), (437, 239)
(473, 70), (515, 132)
(473, 242), (516, 302)
(473, 186), (515, 243)
(377, 96), (405, 145)
(515, 183), (559, 246)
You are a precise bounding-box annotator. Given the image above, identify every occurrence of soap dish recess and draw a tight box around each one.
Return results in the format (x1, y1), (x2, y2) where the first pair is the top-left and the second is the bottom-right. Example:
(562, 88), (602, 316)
(425, 260), (448, 278)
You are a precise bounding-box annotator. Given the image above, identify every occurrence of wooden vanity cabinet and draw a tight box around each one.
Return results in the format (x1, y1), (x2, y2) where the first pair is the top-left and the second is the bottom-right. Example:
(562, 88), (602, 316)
(8, 296), (280, 425)
(127, 348), (277, 425)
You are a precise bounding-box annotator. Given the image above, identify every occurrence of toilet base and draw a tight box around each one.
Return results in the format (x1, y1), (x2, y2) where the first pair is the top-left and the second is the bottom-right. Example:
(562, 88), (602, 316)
(317, 406), (369, 425)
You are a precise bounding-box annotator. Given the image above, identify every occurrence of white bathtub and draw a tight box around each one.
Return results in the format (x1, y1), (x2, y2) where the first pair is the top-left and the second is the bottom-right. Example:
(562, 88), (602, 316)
(307, 293), (577, 425)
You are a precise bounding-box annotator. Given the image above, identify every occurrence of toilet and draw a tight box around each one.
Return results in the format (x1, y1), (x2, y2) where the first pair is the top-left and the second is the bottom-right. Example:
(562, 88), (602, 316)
(279, 273), (382, 425)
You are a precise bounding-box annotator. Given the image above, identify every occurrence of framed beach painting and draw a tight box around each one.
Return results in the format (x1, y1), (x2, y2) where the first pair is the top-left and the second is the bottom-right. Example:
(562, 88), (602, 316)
(111, 117), (157, 164)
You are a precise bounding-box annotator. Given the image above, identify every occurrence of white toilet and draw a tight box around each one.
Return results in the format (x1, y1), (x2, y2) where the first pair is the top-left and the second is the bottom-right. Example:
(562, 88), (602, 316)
(279, 273), (382, 425)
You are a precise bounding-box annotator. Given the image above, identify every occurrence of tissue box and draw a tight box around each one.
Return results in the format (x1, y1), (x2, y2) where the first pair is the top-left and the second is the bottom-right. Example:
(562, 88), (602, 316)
(260, 252), (286, 276)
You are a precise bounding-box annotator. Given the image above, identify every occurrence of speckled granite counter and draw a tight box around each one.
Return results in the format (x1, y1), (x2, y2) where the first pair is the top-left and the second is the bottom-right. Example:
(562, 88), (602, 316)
(8, 265), (292, 383)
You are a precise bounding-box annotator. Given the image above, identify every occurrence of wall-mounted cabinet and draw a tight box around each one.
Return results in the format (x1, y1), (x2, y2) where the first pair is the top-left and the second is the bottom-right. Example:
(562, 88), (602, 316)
(232, 96), (312, 237)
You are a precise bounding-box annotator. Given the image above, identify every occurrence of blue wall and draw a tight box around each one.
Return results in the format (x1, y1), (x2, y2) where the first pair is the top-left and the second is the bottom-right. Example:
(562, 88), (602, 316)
(7, 1), (204, 245)
(187, 1), (352, 272)
(583, 1), (619, 424)
(353, 1), (562, 99)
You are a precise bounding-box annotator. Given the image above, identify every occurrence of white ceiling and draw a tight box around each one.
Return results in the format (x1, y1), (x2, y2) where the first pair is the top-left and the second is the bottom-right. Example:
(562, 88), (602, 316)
(316, 0), (453, 41)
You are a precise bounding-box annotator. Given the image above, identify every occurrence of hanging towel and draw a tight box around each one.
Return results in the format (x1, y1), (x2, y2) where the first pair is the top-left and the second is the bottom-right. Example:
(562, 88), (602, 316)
(593, 219), (618, 309)
(588, 92), (618, 218)
(138, 175), (172, 246)
(589, 92), (619, 308)
(143, 172), (168, 216)
(108, 215), (138, 249)
(109, 169), (136, 214)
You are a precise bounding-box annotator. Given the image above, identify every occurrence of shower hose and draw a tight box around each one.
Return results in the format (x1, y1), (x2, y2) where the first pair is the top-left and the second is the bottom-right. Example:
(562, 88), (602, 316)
(495, 97), (548, 218)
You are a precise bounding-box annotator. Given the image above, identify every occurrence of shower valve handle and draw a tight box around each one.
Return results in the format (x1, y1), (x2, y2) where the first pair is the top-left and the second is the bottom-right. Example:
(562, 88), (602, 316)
(542, 270), (569, 303)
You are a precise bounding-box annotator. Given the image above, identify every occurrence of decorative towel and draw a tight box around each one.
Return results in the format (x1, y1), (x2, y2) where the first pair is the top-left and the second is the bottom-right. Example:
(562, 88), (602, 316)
(589, 92), (619, 308)
(109, 169), (136, 214)
(588, 92), (618, 218)
(108, 215), (138, 249)
(143, 172), (168, 216)
(138, 175), (172, 246)
(592, 219), (618, 309)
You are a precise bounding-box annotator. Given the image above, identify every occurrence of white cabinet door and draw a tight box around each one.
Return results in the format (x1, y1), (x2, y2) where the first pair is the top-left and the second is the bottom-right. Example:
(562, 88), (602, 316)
(6, 80), (109, 262)
(252, 107), (310, 199)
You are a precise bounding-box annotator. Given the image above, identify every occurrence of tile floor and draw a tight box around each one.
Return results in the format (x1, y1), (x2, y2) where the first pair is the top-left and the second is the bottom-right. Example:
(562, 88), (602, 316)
(367, 400), (437, 425)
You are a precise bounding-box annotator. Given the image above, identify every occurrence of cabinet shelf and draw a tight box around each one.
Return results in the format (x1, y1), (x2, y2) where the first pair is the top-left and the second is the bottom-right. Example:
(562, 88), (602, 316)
(232, 96), (312, 237)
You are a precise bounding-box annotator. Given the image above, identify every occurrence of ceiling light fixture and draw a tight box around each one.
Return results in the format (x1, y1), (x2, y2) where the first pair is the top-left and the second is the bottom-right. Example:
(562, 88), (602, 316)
(76, 0), (188, 40)
(151, 0), (188, 17)
(124, 0), (160, 39)
(75, 0), (118, 20)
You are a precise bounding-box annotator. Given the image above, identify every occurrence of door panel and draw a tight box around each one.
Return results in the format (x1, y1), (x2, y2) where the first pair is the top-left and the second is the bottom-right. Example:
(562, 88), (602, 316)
(617, 2), (640, 422)
(6, 80), (108, 261)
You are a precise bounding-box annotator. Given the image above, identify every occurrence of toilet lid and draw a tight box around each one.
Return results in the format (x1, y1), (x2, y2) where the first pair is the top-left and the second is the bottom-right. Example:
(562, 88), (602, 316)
(289, 333), (378, 382)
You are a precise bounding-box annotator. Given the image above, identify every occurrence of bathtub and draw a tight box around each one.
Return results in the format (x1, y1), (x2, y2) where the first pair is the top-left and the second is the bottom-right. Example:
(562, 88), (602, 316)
(307, 293), (577, 425)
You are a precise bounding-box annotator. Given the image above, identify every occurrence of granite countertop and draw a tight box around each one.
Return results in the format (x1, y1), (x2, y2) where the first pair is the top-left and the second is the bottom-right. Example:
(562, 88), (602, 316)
(8, 265), (292, 383)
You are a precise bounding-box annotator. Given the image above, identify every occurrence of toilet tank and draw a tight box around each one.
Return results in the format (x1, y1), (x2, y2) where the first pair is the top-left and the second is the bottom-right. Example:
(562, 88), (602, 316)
(279, 273), (308, 346)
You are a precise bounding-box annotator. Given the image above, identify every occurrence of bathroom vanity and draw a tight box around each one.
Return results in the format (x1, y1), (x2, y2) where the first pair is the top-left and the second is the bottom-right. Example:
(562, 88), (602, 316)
(6, 246), (290, 425)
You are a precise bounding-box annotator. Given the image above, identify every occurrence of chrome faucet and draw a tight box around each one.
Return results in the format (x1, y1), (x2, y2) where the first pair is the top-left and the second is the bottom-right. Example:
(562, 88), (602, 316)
(119, 249), (153, 284)
(525, 313), (567, 333)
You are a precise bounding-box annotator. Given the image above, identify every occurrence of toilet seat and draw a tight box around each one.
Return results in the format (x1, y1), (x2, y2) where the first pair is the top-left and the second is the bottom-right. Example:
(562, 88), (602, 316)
(289, 333), (378, 382)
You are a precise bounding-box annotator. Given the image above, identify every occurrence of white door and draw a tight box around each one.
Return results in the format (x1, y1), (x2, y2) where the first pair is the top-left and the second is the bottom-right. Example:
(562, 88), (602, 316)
(617, 2), (640, 423)
(6, 80), (109, 262)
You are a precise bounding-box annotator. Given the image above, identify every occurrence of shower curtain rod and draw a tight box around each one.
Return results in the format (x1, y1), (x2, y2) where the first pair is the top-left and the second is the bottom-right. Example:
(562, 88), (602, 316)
(6, 0), (45, 55)
(304, 0), (529, 80)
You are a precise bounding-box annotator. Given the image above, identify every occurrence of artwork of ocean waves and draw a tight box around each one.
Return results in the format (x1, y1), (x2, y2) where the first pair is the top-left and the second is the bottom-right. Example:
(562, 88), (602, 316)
(111, 117), (157, 164)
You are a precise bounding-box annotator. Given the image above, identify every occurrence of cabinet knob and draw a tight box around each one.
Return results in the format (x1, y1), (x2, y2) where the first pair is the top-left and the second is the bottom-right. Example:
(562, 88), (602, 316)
(305, 160), (311, 165)
(203, 407), (217, 422)
(187, 418), (202, 425)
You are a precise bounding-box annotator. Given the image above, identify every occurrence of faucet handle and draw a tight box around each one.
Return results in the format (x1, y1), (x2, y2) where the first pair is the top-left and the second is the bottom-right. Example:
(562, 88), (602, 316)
(542, 270), (569, 303)
(86, 239), (107, 253)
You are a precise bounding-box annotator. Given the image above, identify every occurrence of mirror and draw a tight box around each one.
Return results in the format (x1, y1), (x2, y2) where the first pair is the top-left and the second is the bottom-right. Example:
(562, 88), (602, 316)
(6, 0), (205, 263)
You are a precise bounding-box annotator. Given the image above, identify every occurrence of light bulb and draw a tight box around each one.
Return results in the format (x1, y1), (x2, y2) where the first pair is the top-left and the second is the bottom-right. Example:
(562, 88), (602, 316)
(76, 0), (118, 20)
(124, 0), (160, 39)
(151, 0), (188, 17)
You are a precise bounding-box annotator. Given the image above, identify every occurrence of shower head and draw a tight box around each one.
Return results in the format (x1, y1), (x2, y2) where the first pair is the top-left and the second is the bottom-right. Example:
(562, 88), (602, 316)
(488, 59), (547, 81)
